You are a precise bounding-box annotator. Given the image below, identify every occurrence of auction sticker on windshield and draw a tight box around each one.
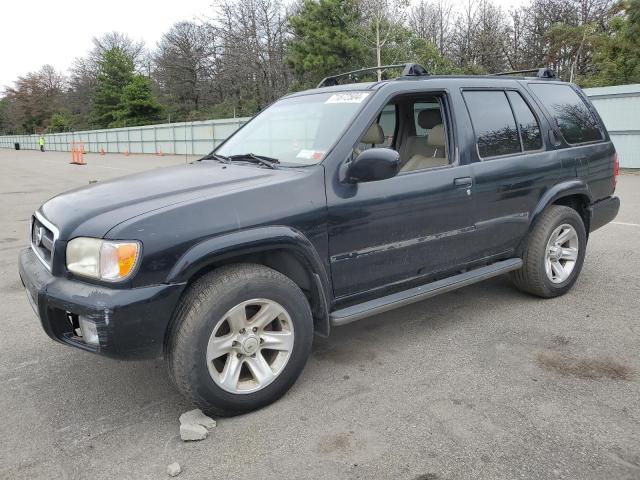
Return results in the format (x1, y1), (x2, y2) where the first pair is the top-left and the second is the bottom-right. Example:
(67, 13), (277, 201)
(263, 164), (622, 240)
(325, 92), (370, 104)
(296, 149), (326, 161)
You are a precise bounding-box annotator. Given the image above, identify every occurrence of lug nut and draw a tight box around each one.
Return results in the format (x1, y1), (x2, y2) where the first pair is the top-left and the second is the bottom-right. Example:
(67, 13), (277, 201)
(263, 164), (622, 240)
(259, 338), (264, 344)
(237, 353), (242, 358)
(252, 327), (258, 333)
(239, 328), (246, 334)
(232, 340), (239, 347)
(251, 353), (256, 358)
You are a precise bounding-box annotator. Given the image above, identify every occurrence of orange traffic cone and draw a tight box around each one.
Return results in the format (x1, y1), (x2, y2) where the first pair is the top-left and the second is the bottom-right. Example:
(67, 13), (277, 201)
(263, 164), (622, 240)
(70, 142), (77, 164)
(157, 148), (164, 156)
(99, 147), (105, 156)
(78, 144), (86, 165)
(69, 142), (86, 165)
(124, 148), (130, 157)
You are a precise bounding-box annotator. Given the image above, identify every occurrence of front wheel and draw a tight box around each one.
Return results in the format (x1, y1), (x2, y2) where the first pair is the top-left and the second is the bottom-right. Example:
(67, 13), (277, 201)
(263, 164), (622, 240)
(510, 205), (587, 298)
(166, 264), (314, 416)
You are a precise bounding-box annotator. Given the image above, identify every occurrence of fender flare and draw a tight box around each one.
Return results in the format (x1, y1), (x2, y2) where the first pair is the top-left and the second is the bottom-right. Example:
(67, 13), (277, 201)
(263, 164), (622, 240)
(529, 179), (593, 232)
(166, 225), (332, 334)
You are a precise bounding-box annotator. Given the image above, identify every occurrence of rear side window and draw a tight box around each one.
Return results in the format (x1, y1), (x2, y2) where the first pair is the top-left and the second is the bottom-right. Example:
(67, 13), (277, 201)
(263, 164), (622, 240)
(507, 91), (542, 151)
(463, 90), (520, 158)
(528, 83), (603, 144)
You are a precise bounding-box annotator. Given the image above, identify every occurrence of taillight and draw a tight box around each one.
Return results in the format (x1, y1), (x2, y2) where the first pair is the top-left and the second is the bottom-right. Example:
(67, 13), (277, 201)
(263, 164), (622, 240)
(613, 152), (619, 189)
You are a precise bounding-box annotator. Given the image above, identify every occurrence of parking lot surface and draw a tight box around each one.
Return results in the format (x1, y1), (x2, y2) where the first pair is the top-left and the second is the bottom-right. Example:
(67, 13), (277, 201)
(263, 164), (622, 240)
(1, 150), (639, 480)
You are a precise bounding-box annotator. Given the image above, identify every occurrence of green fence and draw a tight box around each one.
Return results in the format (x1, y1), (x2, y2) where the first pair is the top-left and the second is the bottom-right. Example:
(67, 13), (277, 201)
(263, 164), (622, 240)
(584, 84), (640, 169)
(0, 117), (250, 156)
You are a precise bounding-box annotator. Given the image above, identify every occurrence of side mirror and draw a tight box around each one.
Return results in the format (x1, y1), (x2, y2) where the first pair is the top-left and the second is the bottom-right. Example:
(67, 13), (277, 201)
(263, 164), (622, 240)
(346, 148), (400, 183)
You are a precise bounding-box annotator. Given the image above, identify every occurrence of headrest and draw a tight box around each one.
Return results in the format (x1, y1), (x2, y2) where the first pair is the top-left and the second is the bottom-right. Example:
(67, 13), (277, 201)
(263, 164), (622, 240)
(427, 124), (445, 147)
(361, 123), (384, 144)
(418, 109), (442, 129)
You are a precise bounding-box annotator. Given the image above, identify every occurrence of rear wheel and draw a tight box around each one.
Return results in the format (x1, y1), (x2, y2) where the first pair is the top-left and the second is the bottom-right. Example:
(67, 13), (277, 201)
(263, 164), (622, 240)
(510, 205), (587, 298)
(166, 263), (313, 416)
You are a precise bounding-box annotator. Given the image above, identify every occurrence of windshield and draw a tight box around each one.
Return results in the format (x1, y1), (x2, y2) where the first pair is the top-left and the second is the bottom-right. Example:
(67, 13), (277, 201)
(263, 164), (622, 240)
(216, 91), (370, 166)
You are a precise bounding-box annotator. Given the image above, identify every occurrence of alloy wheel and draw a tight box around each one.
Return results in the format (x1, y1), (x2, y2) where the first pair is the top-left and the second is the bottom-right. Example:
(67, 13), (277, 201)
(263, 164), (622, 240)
(544, 223), (579, 284)
(205, 299), (295, 394)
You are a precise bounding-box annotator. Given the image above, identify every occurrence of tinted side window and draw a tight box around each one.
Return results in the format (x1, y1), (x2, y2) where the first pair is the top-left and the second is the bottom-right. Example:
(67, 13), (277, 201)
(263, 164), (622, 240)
(529, 83), (603, 144)
(507, 91), (542, 151)
(463, 90), (520, 158)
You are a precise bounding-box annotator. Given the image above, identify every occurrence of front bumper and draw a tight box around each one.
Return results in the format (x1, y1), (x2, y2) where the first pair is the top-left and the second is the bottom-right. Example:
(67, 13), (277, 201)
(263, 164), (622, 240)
(589, 196), (620, 233)
(18, 248), (186, 359)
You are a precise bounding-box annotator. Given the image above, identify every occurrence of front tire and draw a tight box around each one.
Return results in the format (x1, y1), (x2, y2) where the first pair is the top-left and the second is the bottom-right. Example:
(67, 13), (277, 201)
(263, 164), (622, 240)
(166, 263), (314, 416)
(510, 205), (587, 298)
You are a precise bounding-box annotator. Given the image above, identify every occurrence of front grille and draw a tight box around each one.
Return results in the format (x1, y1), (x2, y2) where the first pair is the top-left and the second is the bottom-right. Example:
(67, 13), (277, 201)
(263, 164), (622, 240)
(31, 215), (56, 269)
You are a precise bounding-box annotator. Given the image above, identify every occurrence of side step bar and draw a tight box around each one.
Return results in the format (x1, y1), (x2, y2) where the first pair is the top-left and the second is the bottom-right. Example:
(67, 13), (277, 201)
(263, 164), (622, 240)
(330, 258), (522, 326)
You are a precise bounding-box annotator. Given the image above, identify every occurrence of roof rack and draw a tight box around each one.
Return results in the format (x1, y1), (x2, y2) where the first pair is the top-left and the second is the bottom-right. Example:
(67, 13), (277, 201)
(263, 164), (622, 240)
(316, 63), (428, 88)
(491, 67), (555, 79)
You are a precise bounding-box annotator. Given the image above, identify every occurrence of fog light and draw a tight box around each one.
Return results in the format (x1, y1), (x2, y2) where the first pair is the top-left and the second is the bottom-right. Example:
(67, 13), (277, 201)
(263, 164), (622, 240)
(79, 316), (99, 346)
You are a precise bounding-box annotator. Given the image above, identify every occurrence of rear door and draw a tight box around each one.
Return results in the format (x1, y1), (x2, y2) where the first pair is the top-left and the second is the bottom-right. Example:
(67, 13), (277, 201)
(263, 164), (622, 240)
(462, 88), (561, 259)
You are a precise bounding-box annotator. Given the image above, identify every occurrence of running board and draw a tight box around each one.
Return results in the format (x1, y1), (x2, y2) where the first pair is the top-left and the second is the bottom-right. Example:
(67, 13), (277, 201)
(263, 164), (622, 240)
(330, 258), (522, 326)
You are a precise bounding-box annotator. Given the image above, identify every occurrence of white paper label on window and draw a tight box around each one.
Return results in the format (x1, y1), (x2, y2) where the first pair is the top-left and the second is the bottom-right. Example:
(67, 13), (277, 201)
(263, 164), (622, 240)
(325, 92), (370, 104)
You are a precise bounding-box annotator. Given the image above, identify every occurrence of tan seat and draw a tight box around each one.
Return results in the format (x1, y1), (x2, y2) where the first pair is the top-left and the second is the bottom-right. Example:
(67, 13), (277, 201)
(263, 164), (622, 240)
(354, 123), (385, 157)
(401, 124), (448, 172)
(402, 109), (442, 160)
(361, 123), (384, 145)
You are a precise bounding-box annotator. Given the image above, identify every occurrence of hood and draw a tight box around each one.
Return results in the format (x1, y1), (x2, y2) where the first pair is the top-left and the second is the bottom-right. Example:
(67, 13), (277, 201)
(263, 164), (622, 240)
(39, 161), (296, 239)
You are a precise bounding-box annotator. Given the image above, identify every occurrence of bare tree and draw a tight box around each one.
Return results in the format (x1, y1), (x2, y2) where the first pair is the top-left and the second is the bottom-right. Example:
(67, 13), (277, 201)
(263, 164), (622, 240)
(205, 0), (290, 113)
(358, 0), (410, 80)
(3, 65), (66, 132)
(154, 21), (218, 117)
(88, 32), (147, 71)
(408, 0), (453, 56)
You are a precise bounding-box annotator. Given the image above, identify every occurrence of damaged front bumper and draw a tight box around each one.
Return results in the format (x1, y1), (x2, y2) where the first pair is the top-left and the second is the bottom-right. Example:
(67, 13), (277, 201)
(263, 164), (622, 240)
(18, 248), (185, 359)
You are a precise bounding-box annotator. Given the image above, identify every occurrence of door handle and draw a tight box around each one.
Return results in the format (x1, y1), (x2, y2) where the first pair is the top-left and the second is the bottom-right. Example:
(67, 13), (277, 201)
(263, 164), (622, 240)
(454, 176), (473, 187)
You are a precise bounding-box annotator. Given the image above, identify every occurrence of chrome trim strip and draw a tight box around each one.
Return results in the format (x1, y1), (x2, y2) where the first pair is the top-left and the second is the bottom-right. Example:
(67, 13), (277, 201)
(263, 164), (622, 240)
(330, 225), (476, 263)
(30, 211), (59, 272)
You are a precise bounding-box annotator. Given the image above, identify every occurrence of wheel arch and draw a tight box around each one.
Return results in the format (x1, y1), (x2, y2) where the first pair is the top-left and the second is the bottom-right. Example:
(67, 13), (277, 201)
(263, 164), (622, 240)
(166, 226), (332, 337)
(530, 180), (593, 235)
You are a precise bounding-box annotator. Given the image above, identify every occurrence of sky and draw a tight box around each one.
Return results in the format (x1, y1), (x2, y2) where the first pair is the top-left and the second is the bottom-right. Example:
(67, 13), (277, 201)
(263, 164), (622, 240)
(0, 0), (527, 90)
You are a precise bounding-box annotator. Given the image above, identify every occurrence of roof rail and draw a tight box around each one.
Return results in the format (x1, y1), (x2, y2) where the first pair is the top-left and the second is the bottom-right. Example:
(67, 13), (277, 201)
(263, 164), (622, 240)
(316, 63), (428, 88)
(491, 67), (555, 79)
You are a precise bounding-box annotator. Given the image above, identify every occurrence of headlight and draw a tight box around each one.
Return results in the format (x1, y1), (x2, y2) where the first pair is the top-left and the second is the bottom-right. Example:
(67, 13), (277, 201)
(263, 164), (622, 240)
(66, 238), (141, 281)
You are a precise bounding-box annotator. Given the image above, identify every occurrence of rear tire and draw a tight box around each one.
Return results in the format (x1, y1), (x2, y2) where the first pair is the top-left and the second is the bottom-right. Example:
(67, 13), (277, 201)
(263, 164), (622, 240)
(166, 263), (313, 416)
(510, 205), (587, 298)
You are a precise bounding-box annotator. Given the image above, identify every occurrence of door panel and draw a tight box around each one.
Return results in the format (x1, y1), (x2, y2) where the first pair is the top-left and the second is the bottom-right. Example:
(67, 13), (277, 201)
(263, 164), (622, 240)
(328, 165), (475, 299)
(470, 152), (562, 257)
(462, 88), (562, 258)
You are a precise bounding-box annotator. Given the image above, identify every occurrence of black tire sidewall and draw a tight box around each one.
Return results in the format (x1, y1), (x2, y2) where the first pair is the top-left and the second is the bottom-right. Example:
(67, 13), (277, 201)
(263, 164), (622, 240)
(177, 269), (313, 415)
(536, 208), (587, 296)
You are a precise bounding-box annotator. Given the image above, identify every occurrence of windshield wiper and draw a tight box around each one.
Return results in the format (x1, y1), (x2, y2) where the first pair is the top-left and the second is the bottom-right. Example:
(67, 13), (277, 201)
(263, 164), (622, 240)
(200, 152), (231, 163)
(228, 153), (280, 169)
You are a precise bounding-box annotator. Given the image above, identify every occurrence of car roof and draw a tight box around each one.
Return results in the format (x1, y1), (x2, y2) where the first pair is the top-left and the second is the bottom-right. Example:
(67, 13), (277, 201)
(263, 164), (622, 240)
(286, 75), (570, 98)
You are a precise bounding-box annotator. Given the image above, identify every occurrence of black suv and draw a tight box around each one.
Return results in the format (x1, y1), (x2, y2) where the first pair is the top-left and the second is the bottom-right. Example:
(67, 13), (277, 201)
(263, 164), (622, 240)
(19, 64), (620, 415)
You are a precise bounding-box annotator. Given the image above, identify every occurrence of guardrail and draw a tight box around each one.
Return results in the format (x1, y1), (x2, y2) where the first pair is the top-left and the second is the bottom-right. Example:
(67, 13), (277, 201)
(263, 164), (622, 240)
(0, 117), (250, 156)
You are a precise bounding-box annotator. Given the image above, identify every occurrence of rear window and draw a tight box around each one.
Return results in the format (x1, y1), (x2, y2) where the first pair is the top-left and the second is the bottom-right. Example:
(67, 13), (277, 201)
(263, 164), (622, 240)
(528, 83), (603, 144)
(506, 91), (542, 151)
(463, 90), (520, 158)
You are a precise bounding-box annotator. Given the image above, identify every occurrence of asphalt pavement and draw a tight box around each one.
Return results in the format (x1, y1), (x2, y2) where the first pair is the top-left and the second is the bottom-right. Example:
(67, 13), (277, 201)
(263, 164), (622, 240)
(0, 150), (638, 480)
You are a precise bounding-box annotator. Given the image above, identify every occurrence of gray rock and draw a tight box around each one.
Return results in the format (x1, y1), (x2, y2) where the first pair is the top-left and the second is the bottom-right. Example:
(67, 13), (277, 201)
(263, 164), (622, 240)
(167, 462), (181, 477)
(179, 409), (216, 430)
(180, 423), (208, 441)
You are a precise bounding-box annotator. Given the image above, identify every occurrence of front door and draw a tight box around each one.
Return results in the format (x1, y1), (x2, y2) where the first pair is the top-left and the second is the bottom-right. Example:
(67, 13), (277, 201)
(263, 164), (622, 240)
(326, 92), (476, 300)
